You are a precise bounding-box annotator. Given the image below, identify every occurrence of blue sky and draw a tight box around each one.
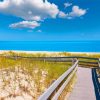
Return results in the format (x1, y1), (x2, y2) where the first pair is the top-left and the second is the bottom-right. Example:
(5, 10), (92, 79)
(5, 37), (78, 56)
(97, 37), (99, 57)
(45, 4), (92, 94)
(0, 0), (100, 41)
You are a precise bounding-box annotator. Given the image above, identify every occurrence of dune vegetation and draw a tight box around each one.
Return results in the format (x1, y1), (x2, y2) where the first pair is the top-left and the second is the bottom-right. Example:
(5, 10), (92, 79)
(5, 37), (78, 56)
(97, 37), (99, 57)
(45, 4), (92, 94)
(0, 51), (100, 100)
(0, 53), (71, 100)
(1, 50), (100, 58)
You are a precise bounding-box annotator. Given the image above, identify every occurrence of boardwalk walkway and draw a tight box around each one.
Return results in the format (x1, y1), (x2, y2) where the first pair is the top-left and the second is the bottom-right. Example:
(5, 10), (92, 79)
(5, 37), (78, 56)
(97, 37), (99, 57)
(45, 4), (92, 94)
(68, 67), (96, 100)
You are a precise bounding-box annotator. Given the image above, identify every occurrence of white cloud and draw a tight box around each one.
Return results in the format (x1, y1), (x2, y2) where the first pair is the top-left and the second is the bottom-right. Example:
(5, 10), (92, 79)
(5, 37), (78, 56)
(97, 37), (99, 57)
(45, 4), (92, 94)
(9, 21), (40, 29)
(69, 6), (86, 17)
(0, 0), (87, 29)
(59, 11), (67, 18)
(59, 6), (87, 19)
(64, 3), (72, 8)
(0, 0), (59, 21)
(37, 30), (42, 32)
(28, 30), (33, 32)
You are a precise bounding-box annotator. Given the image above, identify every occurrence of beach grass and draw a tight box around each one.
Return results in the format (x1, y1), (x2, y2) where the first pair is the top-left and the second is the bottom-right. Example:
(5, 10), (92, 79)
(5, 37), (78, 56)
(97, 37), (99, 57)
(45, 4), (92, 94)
(0, 51), (100, 99)
(0, 55), (71, 100)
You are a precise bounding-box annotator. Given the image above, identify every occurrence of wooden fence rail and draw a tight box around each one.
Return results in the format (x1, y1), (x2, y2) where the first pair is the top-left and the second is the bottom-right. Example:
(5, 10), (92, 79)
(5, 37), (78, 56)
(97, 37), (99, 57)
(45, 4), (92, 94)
(38, 60), (78, 100)
(0, 55), (99, 99)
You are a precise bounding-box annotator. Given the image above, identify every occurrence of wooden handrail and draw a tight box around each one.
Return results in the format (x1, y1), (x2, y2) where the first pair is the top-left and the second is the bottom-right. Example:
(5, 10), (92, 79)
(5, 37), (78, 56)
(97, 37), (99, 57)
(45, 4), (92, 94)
(98, 58), (100, 68)
(0, 55), (98, 60)
(38, 60), (78, 100)
(0, 55), (99, 99)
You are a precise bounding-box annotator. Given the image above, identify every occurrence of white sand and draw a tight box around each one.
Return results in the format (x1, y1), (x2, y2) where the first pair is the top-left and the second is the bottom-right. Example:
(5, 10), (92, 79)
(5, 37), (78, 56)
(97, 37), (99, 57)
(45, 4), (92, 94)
(0, 50), (100, 55)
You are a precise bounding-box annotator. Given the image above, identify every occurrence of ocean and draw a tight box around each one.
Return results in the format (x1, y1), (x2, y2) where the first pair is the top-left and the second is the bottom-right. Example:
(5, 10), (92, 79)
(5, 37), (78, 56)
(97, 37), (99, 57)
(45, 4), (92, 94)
(0, 41), (100, 52)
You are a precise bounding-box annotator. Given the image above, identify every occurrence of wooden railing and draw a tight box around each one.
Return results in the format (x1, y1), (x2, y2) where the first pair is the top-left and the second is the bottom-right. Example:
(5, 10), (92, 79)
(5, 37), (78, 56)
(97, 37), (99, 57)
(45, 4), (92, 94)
(37, 57), (98, 100)
(97, 58), (100, 78)
(98, 58), (100, 68)
(92, 58), (100, 99)
(38, 60), (78, 100)
(0, 55), (99, 99)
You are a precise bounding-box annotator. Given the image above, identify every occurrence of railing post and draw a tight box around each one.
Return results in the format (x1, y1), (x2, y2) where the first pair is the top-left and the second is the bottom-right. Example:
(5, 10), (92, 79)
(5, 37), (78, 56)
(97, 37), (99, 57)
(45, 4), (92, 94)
(72, 58), (77, 65)
(98, 58), (100, 68)
(38, 60), (78, 100)
(72, 58), (74, 65)
(76, 58), (79, 67)
(98, 58), (100, 78)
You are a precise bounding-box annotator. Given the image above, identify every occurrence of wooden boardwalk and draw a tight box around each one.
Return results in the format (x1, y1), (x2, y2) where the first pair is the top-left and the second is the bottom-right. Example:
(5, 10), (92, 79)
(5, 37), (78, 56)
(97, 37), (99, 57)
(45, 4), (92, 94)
(37, 57), (99, 100)
(68, 67), (96, 100)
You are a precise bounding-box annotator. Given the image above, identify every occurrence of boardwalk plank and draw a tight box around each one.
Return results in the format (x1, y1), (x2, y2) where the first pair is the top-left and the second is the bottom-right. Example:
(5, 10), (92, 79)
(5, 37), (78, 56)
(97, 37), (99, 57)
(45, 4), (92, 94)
(68, 67), (96, 100)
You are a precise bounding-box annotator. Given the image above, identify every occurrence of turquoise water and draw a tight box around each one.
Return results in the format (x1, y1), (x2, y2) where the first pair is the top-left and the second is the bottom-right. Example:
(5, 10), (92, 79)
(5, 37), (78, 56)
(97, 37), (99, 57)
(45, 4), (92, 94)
(0, 41), (99, 52)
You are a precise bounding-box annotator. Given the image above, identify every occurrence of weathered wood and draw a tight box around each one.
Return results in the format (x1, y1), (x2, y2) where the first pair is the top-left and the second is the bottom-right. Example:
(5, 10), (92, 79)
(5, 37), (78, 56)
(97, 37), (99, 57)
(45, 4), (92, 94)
(0, 55), (98, 60)
(79, 61), (98, 64)
(98, 58), (100, 68)
(0, 55), (99, 99)
(68, 67), (96, 100)
(52, 67), (77, 100)
(38, 60), (78, 100)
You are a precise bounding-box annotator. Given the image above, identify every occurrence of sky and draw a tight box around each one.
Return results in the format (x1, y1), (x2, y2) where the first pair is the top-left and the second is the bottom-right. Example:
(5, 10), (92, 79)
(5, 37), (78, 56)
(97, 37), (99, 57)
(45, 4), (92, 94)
(0, 0), (100, 41)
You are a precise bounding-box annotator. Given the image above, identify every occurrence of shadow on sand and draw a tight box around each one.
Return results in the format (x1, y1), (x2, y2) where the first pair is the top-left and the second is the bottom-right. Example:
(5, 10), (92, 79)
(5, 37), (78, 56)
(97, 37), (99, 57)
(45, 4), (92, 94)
(92, 68), (100, 100)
